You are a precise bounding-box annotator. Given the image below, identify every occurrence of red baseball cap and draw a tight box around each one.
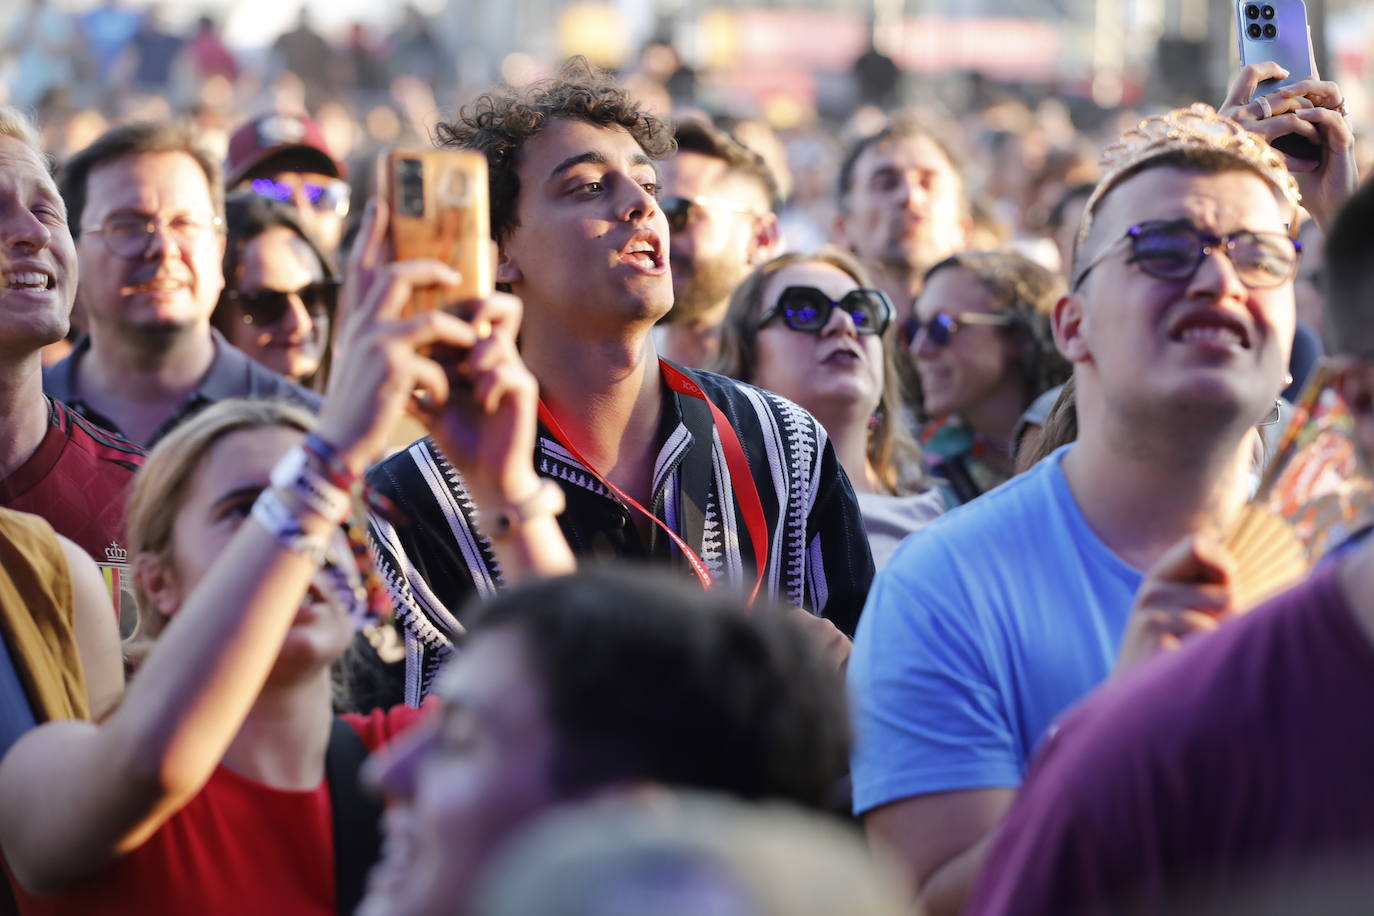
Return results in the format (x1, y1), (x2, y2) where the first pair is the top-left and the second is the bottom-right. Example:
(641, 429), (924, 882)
(226, 112), (347, 187)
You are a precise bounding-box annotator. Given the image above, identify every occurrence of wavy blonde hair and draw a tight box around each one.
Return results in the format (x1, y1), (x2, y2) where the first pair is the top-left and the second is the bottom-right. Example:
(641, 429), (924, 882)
(126, 400), (315, 649)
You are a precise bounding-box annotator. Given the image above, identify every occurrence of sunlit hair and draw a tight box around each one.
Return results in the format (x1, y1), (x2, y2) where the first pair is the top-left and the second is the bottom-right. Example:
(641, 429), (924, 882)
(914, 250), (1072, 422)
(126, 400), (315, 650)
(0, 105), (47, 164)
(1074, 104), (1302, 279)
(713, 248), (925, 496)
(435, 56), (676, 244)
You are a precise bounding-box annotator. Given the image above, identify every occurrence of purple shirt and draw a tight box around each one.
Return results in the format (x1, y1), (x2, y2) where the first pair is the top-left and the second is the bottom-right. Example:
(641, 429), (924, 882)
(967, 560), (1374, 915)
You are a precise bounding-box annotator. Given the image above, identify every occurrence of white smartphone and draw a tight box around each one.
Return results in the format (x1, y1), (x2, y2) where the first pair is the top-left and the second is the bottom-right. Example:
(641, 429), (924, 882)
(1235, 0), (1321, 160)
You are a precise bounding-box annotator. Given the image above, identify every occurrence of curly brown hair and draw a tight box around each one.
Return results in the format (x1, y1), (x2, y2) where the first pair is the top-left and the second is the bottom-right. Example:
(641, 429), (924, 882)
(435, 57), (676, 243)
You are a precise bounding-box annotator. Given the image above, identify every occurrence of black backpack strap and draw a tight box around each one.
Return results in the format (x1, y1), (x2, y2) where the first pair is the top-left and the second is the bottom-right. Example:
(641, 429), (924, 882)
(326, 716), (384, 916)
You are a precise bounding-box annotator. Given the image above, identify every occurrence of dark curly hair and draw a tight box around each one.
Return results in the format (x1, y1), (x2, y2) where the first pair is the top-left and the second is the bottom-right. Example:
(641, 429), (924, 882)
(435, 57), (676, 243)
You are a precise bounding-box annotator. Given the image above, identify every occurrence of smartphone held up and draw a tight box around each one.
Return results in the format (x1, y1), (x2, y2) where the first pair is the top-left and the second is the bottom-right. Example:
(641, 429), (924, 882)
(384, 149), (494, 316)
(1235, 0), (1322, 162)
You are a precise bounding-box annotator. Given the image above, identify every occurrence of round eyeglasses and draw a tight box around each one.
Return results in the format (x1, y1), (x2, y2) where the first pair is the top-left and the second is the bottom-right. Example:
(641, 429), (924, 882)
(758, 286), (893, 336)
(82, 212), (225, 260)
(1073, 219), (1300, 290)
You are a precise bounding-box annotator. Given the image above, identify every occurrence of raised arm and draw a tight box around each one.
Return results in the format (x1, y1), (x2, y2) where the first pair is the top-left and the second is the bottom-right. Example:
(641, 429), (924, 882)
(0, 200), (505, 894)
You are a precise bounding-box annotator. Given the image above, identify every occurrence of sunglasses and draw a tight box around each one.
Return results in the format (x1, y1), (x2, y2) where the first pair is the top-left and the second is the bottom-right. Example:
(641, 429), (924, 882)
(758, 286), (893, 336)
(1073, 219), (1300, 290)
(661, 195), (759, 234)
(249, 177), (351, 217)
(903, 311), (1014, 349)
(225, 279), (339, 326)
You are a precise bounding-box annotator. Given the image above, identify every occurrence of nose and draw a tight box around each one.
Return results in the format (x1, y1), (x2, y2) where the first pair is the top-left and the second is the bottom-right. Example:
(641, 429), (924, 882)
(142, 218), (184, 262)
(821, 300), (860, 339)
(1187, 242), (1248, 303)
(1, 205), (52, 252)
(279, 291), (313, 338)
(617, 176), (659, 224)
(909, 320), (937, 359)
(362, 718), (438, 801)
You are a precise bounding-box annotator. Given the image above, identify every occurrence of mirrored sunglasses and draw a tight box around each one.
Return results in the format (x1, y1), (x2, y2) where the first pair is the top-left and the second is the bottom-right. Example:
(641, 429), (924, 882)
(249, 177), (351, 217)
(903, 311), (1014, 348)
(758, 286), (893, 336)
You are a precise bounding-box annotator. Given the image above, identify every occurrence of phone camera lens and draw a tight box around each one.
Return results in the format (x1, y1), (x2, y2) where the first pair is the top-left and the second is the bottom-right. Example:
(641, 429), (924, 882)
(1263, 22), (1278, 38)
(1247, 22), (1263, 38)
(1261, 4), (1275, 17)
(1245, 3), (1260, 18)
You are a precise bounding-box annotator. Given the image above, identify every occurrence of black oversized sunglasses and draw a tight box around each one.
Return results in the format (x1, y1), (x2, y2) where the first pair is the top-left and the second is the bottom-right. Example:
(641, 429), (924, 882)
(224, 278), (339, 326)
(758, 286), (893, 336)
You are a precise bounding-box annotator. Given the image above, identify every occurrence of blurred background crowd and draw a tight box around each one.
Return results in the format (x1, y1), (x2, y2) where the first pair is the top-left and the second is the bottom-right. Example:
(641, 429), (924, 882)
(5, 0), (1370, 281)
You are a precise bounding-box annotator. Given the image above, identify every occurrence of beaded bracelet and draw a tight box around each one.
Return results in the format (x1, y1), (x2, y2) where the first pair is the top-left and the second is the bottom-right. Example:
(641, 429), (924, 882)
(302, 432), (358, 490)
(252, 487), (331, 564)
(271, 446), (352, 523)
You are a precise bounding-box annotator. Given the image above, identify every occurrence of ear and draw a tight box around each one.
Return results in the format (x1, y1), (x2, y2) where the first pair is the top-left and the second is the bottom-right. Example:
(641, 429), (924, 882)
(133, 553), (182, 619)
(1330, 355), (1374, 463)
(1052, 292), (1091, 364)
(831, 209), (851, 249)
(747, 213), (782, 265)
(495, 244), (524, 285)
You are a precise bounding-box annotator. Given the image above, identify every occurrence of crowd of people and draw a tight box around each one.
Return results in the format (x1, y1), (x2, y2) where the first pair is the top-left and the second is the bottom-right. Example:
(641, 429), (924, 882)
(0, 10), (1372, 915)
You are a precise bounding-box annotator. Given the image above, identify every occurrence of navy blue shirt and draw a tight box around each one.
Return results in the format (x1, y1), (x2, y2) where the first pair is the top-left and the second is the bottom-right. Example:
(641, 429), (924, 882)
(43, 329), (321, 447)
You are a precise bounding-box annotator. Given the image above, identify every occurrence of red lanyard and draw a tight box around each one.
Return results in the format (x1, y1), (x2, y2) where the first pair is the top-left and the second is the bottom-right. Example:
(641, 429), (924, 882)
(536, 360), (768, 605)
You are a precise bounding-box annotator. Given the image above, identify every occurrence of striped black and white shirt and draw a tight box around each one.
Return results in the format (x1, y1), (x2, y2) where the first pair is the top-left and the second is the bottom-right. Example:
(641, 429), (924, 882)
(367, 364), (875, 704)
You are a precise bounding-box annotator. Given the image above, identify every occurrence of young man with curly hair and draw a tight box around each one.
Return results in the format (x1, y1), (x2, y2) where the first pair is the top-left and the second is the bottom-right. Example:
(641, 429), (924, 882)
(367, 62), (874, 704)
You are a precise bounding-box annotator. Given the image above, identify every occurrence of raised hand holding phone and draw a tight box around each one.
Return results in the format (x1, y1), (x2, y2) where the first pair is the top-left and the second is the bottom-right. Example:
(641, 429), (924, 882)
(1224, 0), (1358, 226)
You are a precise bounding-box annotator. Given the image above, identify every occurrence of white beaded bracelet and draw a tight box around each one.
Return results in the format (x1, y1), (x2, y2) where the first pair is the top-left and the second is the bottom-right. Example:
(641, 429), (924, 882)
(251, 487), (331, 564)
(270, 446), (352, 524)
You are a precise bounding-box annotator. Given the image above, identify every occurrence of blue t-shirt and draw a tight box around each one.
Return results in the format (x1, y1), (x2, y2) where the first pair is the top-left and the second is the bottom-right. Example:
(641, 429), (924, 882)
(0, 627), (37, 759)
(848, 445), (1143, 815)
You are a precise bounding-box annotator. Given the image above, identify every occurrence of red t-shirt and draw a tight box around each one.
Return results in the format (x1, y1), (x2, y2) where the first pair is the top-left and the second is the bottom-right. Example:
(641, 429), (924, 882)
(11, 705), (427, 915)
(0, 399), (143, 565)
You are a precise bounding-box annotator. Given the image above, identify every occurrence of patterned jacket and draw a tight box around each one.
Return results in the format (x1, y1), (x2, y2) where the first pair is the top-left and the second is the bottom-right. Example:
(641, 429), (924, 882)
(367, 364), (875, 704)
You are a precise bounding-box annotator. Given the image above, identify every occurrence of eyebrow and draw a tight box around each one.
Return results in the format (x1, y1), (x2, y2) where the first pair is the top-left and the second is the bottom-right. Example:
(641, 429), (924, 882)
(547, 151), (657, 183)
(210, 483), (265, 516)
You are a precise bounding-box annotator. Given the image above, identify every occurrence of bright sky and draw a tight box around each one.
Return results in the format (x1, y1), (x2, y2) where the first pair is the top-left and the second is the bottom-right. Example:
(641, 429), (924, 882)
(37, 0), (448, 50)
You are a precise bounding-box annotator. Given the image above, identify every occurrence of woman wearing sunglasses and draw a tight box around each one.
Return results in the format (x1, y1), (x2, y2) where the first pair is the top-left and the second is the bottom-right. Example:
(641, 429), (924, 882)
(213, 192), (339, 389)
(715, 250), (940, 569)
(908, 250), (1071, 507)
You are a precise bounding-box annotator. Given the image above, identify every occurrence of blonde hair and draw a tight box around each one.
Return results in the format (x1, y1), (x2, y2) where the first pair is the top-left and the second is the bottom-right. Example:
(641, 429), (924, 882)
(713, 248), (926, 496)
(0, 105), (45, 157)
(126, 400), (315, 649)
